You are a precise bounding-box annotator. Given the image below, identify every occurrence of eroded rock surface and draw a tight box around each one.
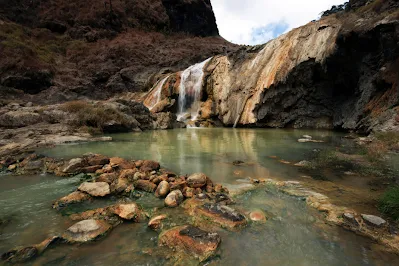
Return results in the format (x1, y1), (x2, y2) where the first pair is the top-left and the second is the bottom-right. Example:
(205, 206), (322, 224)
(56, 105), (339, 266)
(159, 225), (221, 262)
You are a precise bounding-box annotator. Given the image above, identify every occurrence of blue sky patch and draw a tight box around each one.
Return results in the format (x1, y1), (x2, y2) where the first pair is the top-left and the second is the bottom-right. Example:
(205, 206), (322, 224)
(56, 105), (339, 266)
(250, 21), (289, 45)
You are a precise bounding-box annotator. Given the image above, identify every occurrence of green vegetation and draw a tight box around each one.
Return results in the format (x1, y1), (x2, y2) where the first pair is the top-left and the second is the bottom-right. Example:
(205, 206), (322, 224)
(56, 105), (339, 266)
(379, 186), (399, 221)
(61, 101), (132, 133)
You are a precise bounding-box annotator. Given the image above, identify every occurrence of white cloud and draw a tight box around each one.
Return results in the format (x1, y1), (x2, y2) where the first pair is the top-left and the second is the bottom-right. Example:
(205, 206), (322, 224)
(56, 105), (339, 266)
(211, 0), (347, 45)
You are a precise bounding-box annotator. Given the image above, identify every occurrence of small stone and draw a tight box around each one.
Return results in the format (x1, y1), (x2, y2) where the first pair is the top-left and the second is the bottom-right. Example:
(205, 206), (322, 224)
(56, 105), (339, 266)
(187, 173), (207, 188)
(140, 160), (160, 172)
(165, 190), (184, 207)
(96, 173), (118, 184)
(249, 210), (266, 222)
(183, 187), (195, 198)
(343, 213), (358, 225)
(113, 203), (142, 221)
(62, 219), (112, 243)
(119, 169), (137, 181)
(155, 181), (170, 198)
(7, 164), (17, 171)
(361, 214), (386, 227)
(78, 182), (110, 197)
(303, 135), (312, 139)
(148, 214), (167, 230)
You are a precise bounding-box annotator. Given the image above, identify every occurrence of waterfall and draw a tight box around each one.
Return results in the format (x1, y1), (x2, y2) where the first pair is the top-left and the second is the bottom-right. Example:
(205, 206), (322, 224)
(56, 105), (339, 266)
(177, 58), (212, 122)
(145, 76), (169, 111)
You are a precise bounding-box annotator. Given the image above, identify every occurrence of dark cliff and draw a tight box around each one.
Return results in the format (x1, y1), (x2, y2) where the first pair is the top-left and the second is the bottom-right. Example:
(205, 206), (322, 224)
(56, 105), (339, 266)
(0, 0), (236, 103)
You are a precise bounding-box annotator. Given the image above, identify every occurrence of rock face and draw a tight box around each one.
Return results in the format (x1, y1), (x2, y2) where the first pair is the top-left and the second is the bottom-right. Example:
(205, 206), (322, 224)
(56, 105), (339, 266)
(143, 4), (399, 133)
(62, 219), (112, 243)
(78, 182), (111, 197)
(159, 225), (221, 262)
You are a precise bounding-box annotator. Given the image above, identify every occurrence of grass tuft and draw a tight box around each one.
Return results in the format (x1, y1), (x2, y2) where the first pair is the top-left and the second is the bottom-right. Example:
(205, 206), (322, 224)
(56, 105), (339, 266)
(379, 186), (399, 221)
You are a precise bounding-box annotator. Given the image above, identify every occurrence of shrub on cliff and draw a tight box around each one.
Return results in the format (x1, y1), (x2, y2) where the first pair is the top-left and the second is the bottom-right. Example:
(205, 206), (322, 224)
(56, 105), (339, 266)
(379, 186), (399, 221)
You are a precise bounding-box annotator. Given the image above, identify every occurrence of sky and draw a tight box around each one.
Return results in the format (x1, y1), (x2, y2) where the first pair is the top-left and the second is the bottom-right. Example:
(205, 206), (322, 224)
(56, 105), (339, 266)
(211, 0), (347, 45)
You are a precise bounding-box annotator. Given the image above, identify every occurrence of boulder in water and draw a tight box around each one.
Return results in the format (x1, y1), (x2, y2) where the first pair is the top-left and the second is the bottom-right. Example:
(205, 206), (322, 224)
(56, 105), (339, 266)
(165, 190), (184, 207)
(361, 214), (386, 228)
(148, 214), (167, 230)
(196, 203), (247, 229)
(78, 182), (110, 197)
(62, 219), (112, 243)
(159, 225), (221, 262)
(155, 181), (170, 198)
(249, 210), (267, 222)
(53, 191), (91, 209)
(62, 158), (85, 173)
(187, 173), (207, 188)
(113, 203), (145, 221)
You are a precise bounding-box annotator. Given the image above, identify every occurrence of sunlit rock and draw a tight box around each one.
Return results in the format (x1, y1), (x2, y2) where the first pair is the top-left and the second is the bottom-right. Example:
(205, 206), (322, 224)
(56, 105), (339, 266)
(155, 181), (170, 198)
(148, 214), (167, 230)
(53, 191), (91, 209)
(78, 182), (111, 197)
(187, 173), (207, 188)
(135, 180), (157, 192)
(62, 219), (112, 243)
(165, 190), (184, 207)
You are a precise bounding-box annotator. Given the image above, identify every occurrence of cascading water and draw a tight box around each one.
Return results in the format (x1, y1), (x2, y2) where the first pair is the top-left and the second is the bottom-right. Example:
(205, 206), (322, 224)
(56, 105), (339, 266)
(144, 76), (169, 110)
(177, 58), (212, 122)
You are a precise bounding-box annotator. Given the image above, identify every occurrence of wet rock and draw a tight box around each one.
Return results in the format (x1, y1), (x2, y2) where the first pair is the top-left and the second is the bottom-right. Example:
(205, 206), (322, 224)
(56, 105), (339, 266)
(303, 135), (312, 139)
(135, 180), (157, 193)
(298, 138), (324, 143)
(113, 203), (144, 221)
(62, 158), (84, 173)
(119, 169), (138, 181)
(183, 187), (195, 198)
(78, 182), (110, 197)
(249, 210), (267, 222)
(361, 214), (386, 228)
(2, 235), (61, 263)
(80, 165), (103, 173)
(113, 177), (129, 194)
(109, 157), (136, 169)
(159, 225), (221, 262)
(294, 160), (311, 167)
(187, 173), (207, 188)
(155, 181), (170, 198)
(196, 203), (247, 229)
(170, 180), (187, 191)
(140, 160), (160, 172)
(343, 213), (358, 225)
(53, 191), (91, 209)
(62, 219), (112, 243)
(148, 215), (167, 230)
(165, 190), (184, 207)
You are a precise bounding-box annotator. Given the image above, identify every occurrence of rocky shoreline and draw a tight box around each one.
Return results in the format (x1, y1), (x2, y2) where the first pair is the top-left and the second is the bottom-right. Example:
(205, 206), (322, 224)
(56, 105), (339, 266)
(1, 152), (398, 264)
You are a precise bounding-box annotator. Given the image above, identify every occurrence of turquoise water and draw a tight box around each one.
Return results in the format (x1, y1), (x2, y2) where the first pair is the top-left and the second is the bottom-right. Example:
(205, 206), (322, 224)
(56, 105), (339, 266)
(1, 128), (398, 265)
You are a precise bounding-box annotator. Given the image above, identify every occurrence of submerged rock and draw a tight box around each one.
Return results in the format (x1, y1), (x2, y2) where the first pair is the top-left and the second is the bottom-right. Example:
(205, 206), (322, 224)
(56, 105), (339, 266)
(196, 203), (247, 229)
(62, 219), (112, 243)
(78, 182), (110, 197)
(187, 173), (207, 188)
(159, 225), (221, 262)
(1, 236), (60, 263)
(53, 191), (91, 209)
(155, 181), (170, 198)
(361, 214), (387, 228)
(249, 210), (267, 222)
(165, 190), (184, 207)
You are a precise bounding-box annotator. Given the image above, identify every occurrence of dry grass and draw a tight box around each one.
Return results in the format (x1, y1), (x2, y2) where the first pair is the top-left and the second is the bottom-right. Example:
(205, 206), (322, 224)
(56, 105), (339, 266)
(61, 100), (131, 132)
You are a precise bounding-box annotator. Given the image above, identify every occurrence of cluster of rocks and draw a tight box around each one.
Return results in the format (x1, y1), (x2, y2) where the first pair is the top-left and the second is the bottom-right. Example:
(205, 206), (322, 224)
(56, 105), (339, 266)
(1, 153), (252, 264)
